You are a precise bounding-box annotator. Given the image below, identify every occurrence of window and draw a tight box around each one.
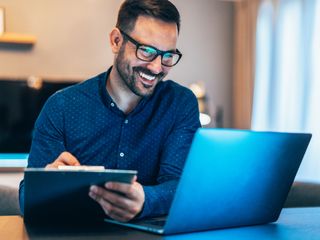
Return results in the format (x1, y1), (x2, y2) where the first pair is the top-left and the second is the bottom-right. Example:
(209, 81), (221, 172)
(252, 0), (320, 182)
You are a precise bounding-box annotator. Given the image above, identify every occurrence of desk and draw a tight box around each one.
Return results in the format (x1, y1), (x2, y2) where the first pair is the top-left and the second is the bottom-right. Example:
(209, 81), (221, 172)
(1, 208), (319, 239)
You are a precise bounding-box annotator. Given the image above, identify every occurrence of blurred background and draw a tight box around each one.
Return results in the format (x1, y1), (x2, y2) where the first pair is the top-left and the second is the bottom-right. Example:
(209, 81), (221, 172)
(0, 0), (319, 186)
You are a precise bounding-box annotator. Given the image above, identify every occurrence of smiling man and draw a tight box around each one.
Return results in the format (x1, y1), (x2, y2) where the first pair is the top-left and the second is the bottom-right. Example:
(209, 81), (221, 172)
(19, 0), (200, 222)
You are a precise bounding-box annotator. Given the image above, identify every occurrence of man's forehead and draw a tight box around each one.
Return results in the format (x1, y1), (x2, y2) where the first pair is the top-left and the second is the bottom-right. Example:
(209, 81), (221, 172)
(130, 16), (178, 50)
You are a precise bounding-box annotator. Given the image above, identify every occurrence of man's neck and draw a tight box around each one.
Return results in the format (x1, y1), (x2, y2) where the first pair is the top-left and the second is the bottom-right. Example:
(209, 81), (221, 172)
(107, 68), (141, 114)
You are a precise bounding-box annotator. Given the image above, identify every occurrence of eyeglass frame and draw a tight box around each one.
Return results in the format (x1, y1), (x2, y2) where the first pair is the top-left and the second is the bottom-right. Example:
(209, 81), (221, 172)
(118, 28), (182, 67)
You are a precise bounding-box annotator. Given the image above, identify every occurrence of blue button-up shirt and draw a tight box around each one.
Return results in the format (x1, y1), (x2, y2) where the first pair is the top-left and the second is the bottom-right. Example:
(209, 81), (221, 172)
(19, 67), (201, 218)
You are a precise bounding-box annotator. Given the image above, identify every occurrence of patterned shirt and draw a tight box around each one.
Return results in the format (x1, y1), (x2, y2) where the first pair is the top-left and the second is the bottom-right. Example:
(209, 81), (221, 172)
(19, 67), (201, 218)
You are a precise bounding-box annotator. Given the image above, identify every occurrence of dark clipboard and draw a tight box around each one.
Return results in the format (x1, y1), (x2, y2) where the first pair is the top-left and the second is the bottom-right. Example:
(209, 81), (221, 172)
(23, 168), (137, 225)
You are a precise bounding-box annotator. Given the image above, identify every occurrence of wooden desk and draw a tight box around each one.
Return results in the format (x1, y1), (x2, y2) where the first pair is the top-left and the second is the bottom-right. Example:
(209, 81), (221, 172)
(1, 208), (320, 239)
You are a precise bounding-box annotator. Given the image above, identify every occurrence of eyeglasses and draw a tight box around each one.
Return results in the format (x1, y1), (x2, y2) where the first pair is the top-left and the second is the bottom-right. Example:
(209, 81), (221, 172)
(118, 28), (182, 67)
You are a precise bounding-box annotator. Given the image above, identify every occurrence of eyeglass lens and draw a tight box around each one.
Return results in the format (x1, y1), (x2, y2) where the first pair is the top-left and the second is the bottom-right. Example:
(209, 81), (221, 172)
(137, 46), (180, 67)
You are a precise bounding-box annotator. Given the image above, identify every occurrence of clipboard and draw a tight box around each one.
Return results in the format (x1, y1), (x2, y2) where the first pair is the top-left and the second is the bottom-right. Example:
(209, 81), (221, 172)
(23, 167), (137, 225)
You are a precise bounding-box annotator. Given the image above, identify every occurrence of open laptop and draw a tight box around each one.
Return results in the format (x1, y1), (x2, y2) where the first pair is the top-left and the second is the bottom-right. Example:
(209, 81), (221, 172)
(105, 129), (311, 235)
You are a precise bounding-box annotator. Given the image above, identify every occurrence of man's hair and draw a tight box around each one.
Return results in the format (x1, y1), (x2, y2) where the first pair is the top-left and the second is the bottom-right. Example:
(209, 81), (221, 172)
(116, 0), (181, 34)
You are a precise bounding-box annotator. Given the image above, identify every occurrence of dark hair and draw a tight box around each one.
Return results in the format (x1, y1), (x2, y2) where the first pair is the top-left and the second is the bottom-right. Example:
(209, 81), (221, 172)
(116, 0), (181, 34)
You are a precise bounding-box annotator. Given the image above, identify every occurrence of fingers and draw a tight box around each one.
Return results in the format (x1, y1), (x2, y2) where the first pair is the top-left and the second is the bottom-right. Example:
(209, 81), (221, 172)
(45, 152), (80, 169)
(57, 152), (80, 165)
(89, 186), (136, 222)
(96, 196), (135, 222)
(131, 175), (137, 183)
(89, 182), (145, 222)
(104, 181), (145, 211)
(90, 185), (136, 213)
(105, 181), (136, 199)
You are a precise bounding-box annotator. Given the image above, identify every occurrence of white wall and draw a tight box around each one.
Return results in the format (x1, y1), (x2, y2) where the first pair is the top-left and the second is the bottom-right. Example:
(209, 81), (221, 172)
(0, 0), (118, 79)
(0, 0), (234, 127)
(0, 172), (23, 188)
(171, 0), (234, 127)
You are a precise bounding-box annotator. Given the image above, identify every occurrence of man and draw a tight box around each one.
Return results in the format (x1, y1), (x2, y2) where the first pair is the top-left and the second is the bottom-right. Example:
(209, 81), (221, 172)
(19, 0), (200, 222)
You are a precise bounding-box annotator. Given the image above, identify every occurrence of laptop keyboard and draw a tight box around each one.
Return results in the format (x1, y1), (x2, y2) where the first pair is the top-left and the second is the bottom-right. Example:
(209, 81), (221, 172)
(144, 219), (166, 227)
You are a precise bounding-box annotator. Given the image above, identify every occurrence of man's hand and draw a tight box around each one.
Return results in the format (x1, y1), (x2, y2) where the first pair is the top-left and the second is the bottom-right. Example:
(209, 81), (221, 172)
(89, 176), (145, 222)
(45, 151), (80, 169)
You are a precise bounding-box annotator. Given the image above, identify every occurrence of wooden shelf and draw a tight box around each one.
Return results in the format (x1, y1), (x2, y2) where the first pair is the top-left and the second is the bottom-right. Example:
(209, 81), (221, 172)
(0, 32), (36, 45)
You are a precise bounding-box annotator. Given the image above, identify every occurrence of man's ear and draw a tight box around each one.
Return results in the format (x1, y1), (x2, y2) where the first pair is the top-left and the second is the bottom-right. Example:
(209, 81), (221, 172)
(109, 28), (123, 54)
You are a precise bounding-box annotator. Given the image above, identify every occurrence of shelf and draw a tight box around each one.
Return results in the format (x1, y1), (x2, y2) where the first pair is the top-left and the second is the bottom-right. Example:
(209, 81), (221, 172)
(0, 32), (36, 45)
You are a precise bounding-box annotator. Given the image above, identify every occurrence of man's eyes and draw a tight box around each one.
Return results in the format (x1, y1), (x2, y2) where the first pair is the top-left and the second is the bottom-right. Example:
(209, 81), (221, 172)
(138, 46), (175, 62)
(140, 46), (157, 56)
(163, 53), (174, 59)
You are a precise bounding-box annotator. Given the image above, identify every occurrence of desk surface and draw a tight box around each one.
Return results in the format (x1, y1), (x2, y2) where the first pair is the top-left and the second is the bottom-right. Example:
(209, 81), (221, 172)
(1, 207), (319, 240)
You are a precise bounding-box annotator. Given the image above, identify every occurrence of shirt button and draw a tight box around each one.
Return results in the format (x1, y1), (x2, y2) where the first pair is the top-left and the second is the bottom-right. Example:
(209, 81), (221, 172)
(110, 102), (115, 107)
(119, 152), (125, 157)
(124, 119), (129, 124)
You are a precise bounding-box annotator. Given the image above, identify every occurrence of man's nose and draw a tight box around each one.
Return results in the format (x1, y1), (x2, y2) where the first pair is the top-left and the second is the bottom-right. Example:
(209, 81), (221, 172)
(147, 55), (163, 74)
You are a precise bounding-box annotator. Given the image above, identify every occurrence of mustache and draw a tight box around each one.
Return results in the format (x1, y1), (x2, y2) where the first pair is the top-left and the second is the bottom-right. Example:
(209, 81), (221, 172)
(133, 67), (165, 79)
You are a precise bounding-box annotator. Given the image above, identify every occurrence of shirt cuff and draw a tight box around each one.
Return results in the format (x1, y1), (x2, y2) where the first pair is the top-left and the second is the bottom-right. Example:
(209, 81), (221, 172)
(136, 185), (157, 219)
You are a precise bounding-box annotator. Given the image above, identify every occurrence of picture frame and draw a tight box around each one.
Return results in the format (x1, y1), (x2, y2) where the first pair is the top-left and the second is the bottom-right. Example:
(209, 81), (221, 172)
(0, 7), (5, 35)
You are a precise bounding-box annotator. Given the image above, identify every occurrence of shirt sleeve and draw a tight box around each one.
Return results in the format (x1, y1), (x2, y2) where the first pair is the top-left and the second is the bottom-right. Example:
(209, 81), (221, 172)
(139, 90), (201, 218)
(19, 92), (67, 215)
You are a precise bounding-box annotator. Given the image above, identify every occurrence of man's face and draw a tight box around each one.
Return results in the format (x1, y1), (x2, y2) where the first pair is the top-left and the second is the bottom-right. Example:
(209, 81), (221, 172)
(115, 16), (179, 97)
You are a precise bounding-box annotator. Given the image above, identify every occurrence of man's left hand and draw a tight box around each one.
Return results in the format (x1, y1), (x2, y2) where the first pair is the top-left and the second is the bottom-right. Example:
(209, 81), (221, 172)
(89, 176), (145, 222)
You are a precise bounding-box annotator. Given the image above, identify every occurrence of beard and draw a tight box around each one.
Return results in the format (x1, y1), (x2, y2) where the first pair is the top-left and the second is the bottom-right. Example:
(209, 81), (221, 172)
(115, 45), (165, 97)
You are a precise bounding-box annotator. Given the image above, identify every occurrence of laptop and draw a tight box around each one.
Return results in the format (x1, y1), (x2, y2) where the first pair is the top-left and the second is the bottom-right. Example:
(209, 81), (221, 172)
(105, 129), (312, 235)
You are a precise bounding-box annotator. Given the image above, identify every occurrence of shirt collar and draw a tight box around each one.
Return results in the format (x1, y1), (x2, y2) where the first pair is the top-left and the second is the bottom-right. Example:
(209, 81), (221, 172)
(99, 67), (114, 109)
(99, 66), (157, 116)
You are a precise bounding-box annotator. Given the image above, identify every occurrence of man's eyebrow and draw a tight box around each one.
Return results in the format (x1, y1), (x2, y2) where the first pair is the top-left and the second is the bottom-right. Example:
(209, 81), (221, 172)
(141, 43), (177, 53)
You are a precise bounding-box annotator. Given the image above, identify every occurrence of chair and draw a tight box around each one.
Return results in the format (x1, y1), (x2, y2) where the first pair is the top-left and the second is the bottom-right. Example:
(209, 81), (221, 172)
(284, 181), (320, 207)
(0, 185), (20, 215)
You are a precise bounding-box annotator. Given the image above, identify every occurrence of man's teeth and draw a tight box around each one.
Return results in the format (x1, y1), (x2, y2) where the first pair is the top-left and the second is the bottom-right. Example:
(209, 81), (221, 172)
(139, 72), (155, 81)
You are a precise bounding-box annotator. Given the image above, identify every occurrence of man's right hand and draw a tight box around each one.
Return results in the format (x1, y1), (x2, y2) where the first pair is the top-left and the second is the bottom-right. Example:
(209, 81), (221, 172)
(45, 151), (80, 169)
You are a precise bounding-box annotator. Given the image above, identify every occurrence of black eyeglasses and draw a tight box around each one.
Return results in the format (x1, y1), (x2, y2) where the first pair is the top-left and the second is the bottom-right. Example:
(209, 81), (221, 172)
(118, 28), (182, 67)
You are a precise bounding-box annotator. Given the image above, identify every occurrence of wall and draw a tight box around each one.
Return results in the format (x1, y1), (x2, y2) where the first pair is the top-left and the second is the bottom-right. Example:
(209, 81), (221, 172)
(171, 0), (234, 127)
(0, 0), (234, 128)
(0, 172), (23, 188)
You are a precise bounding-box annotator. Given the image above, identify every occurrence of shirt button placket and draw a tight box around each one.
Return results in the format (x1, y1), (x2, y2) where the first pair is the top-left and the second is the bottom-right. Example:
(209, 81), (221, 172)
(118, 119), (128, 165)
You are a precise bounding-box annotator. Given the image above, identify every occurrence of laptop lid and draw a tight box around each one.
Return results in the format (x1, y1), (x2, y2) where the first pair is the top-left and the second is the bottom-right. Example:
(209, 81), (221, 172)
(162, 129), (311, 234)
(107, 129), (311, 234)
